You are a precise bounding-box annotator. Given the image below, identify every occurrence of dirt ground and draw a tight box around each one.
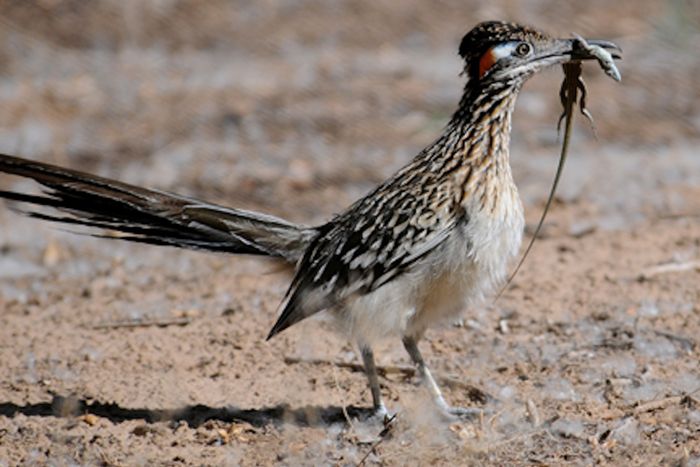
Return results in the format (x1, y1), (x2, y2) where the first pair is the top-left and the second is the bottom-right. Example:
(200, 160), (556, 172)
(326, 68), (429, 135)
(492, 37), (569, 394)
(1, 1), (699, 465)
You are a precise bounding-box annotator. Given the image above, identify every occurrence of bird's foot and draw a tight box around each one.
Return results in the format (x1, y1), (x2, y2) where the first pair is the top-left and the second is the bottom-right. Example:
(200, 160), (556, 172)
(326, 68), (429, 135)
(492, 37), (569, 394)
(369, 403), (393, 424)
(434, 396), (483, 420)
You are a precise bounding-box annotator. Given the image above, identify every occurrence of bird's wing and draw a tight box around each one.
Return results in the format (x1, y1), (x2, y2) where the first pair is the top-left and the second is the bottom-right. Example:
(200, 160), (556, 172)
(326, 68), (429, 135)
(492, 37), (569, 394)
(267, 189), (459, 338)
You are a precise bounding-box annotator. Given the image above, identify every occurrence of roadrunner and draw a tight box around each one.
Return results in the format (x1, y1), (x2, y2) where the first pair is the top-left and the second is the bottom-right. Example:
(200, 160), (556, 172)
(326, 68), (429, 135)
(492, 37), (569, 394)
(0, 22), (620, 418)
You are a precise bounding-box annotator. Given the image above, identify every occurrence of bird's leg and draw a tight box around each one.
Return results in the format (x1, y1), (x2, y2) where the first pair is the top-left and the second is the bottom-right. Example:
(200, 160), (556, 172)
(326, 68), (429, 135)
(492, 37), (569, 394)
(360, 345), (388, 419)
(402, 336), (480, 419)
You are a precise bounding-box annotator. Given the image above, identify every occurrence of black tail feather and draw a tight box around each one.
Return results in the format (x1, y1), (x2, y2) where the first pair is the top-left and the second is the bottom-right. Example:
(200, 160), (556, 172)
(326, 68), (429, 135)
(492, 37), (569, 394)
(0, 154), (315, 261)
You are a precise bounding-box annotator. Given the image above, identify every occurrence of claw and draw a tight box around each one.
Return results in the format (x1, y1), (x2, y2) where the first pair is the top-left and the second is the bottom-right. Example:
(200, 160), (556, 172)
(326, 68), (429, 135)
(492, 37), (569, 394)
(372, 403), (390, 423)
(580, 108), (597, 135)
(557, 111), (566, 134)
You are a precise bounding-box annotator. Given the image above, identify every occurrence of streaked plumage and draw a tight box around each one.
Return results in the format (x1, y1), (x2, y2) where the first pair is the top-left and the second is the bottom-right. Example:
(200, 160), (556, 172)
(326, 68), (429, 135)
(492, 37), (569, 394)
(0, 21), (621, 418)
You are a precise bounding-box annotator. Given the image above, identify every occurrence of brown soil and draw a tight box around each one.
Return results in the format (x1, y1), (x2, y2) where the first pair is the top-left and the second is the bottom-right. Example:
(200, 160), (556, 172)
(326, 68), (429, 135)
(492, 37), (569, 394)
(1, 1), (699, 465)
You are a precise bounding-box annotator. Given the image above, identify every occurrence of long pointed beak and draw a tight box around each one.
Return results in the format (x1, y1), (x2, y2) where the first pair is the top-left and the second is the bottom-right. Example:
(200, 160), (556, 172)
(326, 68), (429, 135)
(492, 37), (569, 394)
(494, 35), (623, 82)
(534, 37), (623, 65)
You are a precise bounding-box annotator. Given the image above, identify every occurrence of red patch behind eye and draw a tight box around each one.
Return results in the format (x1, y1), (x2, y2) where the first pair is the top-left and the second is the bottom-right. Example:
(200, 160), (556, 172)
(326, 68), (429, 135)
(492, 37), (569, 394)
(479, 48), (497, 79)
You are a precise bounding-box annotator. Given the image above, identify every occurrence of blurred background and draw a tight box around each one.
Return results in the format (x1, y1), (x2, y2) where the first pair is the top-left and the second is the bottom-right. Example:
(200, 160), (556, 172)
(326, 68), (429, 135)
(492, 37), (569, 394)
(0, 2), (699, 464)
(0, 0), (698, 230)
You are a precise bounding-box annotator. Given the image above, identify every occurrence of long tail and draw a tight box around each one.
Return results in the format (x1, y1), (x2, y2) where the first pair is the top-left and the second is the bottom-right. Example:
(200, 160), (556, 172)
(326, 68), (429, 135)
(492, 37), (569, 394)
(0, 154), (316, 263)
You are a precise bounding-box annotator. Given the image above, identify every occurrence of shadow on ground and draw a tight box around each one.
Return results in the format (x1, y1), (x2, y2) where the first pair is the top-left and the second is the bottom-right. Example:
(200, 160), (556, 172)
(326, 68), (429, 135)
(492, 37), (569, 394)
(0, 395), (382, 428)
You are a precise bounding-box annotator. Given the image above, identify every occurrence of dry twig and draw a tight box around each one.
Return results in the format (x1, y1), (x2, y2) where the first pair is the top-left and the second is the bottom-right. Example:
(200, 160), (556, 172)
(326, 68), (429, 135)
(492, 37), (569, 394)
(638, 261), (700, 280)
(630, 396), (682, 415)
(91, 317), (191, 330)
(356, 413), (398, 467)
(332, 365), (354, 428)
(628, 386), (700, 415)
(526, 399), (541, 427)
(284, 356), (413, 376)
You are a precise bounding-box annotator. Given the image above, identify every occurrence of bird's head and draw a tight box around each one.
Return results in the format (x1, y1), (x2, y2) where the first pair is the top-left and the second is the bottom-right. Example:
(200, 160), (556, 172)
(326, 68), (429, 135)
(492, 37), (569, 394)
(459, 21), (621, 86)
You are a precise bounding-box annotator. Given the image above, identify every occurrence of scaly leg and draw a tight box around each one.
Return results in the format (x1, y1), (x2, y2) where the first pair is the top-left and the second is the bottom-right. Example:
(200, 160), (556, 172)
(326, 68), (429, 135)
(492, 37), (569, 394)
(402, 336), (480, 419)
(360, 345), (388, 419)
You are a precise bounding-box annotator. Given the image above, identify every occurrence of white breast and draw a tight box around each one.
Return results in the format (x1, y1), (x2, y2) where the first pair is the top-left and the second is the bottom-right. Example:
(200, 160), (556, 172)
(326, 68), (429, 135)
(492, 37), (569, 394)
(337, 180), (524, 344)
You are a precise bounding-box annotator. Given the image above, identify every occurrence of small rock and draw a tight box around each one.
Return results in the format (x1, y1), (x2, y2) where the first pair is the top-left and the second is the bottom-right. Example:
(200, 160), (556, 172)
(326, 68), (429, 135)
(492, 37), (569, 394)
(132, 424), (151, 437)
(80, 414), (99, 426)
(543, 378), (578, 401)
(569, 222), (596, 238)
(611, 417), (640, 445)
(551, 418), (586, 439)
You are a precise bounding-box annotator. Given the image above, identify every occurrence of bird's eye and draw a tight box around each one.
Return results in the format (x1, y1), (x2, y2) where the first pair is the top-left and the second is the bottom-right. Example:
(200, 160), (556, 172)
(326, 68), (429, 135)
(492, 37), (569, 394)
(514, 42), (532, 57)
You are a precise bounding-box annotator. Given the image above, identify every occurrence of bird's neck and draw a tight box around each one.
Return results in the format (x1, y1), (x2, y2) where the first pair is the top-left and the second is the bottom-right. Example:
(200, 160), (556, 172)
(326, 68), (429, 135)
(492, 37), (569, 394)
(432, 80), (522, 213)
(453, 79), (520, 123)
(443, 80), (520, 165)
(391, 80), (522, 213)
